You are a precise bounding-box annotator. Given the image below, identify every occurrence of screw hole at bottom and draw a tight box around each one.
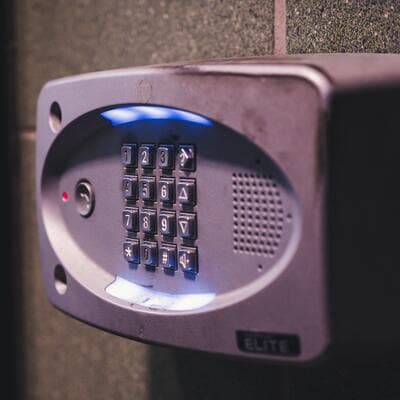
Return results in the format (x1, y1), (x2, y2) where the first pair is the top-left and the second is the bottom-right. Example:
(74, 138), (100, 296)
(257, 264), (263, 272)
(54, 264), (67, 295)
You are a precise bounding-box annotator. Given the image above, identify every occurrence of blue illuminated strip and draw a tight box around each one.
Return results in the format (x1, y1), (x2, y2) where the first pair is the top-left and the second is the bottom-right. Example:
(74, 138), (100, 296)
(106, 276), (215, 311)
(101, 105), (213, 127)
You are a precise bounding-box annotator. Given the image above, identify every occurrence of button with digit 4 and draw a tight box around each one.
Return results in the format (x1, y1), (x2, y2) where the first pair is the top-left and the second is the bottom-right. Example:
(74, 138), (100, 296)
(159, 177), (175, 203)
(179, 246), (198, 273)
(122, 207), (139, 232)
(177, 145), (195, 171)
(139, 144), (155, 168)
(159, 243), (177, 270)
(123, 239), (140, 263)
(122, 175), (138, 200)
(140, 208), (157, 234)
(141, 241), (158, 267)
(178, 212), (197, 239)
(178, 179), (196, 206)
(159, 210), (176, 236)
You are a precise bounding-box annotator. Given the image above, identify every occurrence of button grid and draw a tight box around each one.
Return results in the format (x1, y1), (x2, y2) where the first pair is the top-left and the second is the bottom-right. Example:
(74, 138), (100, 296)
(122, 143), (198, 275)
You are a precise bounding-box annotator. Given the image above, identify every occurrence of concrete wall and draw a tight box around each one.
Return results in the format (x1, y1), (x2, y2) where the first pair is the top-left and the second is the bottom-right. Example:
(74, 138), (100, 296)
(14, 1), (400, 399)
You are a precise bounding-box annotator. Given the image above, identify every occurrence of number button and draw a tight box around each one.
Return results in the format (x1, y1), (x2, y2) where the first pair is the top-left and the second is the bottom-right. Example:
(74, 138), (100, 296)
(140, 208), (157, 234)
(122, 175), (138, 200)
(123, 239), (140, 263)
(159, 211), (176, 236)
(159, 177), (175, 203)
(177, 145), (195, 171)
(177, 179), (196, 206)
(122, 207), (139, 232)
(141, 241), (158, 267)
(121, 144), (137, 166)
(178, 213), (197, 239)
(179, 246), (198, 273)
(158, 145), (174, 169)
(159, 244), (177, 270)
(139, 144), (155, 168)
(140, 176), (156, 201)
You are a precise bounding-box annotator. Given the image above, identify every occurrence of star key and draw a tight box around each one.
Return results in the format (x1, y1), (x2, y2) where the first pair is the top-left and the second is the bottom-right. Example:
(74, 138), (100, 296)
(123, 239), (140, 264)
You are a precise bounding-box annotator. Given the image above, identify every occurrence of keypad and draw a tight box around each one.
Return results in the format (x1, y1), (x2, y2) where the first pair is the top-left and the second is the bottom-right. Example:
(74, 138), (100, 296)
(121, 142), (198, 275)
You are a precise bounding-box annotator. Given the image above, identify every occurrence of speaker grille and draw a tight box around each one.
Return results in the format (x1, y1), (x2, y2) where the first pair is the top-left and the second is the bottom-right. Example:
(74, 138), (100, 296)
(232, 172), (285, 257)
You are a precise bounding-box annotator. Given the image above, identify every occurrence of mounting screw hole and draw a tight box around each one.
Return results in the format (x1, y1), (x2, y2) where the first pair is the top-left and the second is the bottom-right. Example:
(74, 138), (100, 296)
(257, 264), (263, 272)
(54, 264), (67, 295)
(49, 101), (62, 133)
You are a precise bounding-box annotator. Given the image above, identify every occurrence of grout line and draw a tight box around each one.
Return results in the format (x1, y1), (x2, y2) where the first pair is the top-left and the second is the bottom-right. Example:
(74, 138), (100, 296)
(274, 0), (287, 55)
(21, 130), (36, 141)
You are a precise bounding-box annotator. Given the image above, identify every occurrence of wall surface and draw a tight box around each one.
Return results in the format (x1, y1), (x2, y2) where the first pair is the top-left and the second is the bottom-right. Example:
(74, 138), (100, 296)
(14, 1), (400, 399)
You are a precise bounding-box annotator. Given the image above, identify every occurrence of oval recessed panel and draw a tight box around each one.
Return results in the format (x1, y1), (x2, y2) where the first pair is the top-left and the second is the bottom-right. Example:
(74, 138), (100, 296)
(41, 105), (301, 310)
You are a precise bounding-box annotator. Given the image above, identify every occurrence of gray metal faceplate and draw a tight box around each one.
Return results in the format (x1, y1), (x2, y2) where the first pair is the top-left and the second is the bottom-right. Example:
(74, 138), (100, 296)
(37, 60), (330, 362)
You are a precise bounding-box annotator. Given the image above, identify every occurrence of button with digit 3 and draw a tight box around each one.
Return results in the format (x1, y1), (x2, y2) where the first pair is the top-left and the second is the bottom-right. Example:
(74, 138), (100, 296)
(158, 145), (174, 169)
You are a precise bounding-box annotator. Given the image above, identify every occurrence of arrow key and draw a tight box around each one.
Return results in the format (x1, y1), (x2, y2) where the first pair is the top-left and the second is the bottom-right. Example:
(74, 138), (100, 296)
(178, 212), (197, 240)
(178, 179), (196, 206)
(179, 246), (198, 274)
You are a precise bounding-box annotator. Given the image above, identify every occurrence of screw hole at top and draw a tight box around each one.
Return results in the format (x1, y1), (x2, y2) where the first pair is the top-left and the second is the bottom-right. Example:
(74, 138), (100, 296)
(49, 102), (62, 133)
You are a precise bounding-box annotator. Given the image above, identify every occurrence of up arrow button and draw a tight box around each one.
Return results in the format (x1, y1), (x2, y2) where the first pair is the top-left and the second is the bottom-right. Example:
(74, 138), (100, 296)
(178, 179), (196, 206)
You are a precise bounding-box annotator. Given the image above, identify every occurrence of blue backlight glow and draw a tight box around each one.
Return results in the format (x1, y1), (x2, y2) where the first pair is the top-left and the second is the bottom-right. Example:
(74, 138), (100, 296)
(106, 276), (215, 311)
(101, 105), (213, 127)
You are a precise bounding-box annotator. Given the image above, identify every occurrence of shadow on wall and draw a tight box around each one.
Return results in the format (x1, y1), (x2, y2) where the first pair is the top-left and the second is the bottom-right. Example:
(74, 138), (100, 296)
(148, 347), (284, 399)
(148, 345), (400, 400)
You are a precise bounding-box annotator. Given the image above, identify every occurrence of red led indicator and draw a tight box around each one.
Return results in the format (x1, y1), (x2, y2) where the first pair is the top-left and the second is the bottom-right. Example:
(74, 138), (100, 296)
(62, 191), (69, 202)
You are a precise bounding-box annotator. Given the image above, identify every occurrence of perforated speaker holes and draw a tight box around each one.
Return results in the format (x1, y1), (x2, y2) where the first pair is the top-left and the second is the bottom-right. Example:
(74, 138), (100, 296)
(232, 172), (285, 257)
